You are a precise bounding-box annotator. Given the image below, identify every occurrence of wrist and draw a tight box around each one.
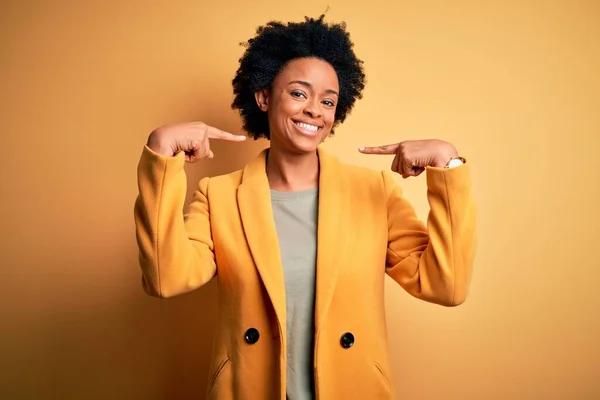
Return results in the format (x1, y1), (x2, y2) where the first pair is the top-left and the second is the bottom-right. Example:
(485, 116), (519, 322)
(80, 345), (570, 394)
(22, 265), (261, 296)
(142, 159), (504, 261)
(147, 131), (174, 157)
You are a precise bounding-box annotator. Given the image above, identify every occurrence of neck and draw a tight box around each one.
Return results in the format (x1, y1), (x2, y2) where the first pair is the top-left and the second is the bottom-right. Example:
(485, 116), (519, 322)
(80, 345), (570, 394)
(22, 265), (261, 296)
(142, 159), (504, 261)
(266, 147), (320, 192)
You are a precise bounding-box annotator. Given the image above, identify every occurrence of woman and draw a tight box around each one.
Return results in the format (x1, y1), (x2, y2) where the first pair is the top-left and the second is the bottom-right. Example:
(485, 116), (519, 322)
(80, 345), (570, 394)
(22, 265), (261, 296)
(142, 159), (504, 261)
(134, 16), (476, 400)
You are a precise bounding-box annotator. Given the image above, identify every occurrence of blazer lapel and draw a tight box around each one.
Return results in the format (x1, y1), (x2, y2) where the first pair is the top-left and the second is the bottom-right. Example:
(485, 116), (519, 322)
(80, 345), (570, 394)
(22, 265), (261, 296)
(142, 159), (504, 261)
(237, 149), (287, 336)
(236, 147), (349, 336)
(315, 147), (349, 331)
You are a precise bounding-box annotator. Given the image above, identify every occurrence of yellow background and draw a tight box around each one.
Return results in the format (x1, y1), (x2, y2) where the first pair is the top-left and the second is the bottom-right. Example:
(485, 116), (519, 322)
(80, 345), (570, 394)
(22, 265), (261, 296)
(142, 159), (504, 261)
(1, 0), (599, 398)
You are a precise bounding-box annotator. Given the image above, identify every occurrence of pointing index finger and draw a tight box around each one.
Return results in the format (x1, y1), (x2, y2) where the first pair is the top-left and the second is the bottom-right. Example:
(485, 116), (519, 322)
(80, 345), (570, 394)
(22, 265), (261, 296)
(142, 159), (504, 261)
(358, 143), (400, 155)
(207, 126), (247, 141)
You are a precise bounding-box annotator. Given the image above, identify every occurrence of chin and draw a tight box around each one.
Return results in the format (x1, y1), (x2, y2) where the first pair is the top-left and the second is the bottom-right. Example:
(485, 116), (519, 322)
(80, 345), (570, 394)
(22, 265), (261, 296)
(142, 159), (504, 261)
(289, 133), (328, 154)
(292, 141), (320, 154)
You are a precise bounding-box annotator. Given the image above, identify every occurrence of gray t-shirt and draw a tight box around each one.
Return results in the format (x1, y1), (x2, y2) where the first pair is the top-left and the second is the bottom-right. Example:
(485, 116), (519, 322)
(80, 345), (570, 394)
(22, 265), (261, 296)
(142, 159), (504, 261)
(271, 188), (318, 400)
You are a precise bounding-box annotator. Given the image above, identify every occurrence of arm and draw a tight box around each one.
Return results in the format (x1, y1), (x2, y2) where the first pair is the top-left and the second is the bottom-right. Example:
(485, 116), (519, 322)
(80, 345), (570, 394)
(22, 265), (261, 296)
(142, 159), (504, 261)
(383, 163), (476, 306)
(134, 145), (216, 298)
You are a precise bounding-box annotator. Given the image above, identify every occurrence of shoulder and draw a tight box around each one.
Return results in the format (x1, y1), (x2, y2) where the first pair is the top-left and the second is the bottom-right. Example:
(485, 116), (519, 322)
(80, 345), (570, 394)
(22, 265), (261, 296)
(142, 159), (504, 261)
(333, 159), (399, 206)
(198, 169), (243, 196)
(336, 158), (392, 189)
(339, 161), (382, 180)
(204, 169), (243, 186)
(330, 154), (405, 203)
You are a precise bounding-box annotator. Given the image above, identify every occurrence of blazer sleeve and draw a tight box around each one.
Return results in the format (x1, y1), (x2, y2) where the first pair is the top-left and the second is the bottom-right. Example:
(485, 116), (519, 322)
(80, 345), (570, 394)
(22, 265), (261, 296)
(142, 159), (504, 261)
(383, 163), (476, 306)
(133, 145), (217, 298)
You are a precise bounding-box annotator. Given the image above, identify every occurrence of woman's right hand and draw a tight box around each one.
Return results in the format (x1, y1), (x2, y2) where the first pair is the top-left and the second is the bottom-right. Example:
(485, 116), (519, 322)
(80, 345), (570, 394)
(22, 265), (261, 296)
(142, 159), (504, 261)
(146, 122), (247, 162)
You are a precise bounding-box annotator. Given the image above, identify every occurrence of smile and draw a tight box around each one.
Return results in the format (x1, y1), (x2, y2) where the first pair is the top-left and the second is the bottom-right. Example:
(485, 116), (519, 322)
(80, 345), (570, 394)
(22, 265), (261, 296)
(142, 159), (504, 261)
(292, 120), (321, 135)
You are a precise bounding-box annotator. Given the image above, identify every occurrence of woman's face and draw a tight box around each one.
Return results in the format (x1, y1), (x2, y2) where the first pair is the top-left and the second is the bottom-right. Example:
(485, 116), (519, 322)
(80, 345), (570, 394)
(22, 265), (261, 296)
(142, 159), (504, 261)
(255, 57), (339, 154)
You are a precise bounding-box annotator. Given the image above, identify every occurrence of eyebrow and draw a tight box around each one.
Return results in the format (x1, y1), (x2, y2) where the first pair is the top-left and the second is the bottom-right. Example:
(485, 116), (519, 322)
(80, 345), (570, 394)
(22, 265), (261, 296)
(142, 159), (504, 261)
(288, 80), (339, 96)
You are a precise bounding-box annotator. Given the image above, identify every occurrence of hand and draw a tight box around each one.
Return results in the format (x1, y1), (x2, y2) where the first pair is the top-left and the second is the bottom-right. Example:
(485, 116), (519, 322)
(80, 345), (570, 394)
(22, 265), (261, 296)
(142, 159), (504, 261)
(146, 122), (247, 163)
(359, 139), (458, 178)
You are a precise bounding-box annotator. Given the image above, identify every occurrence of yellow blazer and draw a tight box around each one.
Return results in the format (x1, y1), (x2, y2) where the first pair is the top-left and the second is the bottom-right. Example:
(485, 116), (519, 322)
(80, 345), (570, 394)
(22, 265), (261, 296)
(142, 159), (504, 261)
(134, 145), (476, 399)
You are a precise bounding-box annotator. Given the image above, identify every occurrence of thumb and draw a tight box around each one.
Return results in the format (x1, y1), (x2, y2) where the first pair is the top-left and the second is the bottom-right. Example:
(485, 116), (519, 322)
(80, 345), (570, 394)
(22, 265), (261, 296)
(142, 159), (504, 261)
(358, 143), (400, 155)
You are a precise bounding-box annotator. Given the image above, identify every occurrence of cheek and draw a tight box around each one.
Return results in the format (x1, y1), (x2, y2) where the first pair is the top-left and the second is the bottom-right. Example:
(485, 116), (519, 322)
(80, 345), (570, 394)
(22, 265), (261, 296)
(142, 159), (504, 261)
(276, 101), (301, 121)
(269, 101), (293, 123)
(324, 108), (337, 126)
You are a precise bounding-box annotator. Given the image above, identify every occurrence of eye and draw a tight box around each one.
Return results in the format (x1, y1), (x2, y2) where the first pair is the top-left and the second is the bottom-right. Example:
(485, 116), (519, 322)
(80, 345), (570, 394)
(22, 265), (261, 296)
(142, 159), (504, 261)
(290, 90), (307, 99)
(322, 99), (336, 107)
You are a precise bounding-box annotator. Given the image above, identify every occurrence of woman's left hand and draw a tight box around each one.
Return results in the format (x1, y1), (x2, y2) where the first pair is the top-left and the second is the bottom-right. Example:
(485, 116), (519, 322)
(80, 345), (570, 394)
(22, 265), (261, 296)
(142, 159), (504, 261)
(359, 139), (458, 178)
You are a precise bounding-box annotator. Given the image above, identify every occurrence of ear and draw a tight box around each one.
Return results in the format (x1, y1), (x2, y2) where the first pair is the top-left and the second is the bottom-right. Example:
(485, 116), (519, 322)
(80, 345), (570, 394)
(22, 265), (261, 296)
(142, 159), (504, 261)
(254, 89), (269, 112)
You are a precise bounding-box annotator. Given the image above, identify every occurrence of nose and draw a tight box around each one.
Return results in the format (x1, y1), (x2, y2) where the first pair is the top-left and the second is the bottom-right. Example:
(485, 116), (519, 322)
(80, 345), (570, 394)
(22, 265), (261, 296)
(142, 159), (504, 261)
(303, 99), (321, 118)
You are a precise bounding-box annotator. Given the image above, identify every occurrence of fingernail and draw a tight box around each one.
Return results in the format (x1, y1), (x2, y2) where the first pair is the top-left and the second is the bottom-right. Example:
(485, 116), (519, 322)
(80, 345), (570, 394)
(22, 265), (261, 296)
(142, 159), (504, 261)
(358, 147), (365, 151)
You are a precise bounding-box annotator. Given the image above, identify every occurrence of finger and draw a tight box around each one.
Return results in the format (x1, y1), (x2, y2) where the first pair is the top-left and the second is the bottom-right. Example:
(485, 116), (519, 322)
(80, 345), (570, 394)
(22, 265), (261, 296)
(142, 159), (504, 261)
(358, 143), (400, 155)
(413, 167), (425, 177)
(184, 150), (199, 163)
(184, 141), (202, 163)
(400, 159), (414, 176)
(392, 153), (401, 173)
(203, 138), (211, 159)
(402, 166), (425, 179)
(206, 126), (247, 141)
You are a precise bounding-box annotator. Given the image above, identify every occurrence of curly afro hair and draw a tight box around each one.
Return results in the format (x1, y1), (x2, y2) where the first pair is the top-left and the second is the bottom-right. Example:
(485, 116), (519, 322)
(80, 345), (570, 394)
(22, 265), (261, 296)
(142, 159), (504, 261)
(231, 15), (366, 140)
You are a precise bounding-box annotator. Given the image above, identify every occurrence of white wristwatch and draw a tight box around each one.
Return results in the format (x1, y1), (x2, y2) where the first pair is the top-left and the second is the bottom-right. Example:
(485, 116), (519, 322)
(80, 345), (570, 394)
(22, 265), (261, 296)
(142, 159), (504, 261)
(445, 157), (465, 168)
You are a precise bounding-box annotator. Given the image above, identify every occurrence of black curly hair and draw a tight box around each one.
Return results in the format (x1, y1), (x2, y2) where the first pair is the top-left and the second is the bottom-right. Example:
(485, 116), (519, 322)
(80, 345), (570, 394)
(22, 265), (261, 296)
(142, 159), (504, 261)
(231, 15), (366, 140)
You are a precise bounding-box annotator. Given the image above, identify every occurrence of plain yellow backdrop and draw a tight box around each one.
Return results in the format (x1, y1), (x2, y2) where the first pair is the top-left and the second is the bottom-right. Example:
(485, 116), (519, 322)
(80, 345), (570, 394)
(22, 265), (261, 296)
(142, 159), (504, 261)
(1, 0), (599, 398)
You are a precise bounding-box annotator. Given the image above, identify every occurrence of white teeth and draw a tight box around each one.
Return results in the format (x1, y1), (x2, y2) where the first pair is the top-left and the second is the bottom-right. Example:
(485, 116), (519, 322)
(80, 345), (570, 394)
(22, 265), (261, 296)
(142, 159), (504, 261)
(295, 122), (319, 132)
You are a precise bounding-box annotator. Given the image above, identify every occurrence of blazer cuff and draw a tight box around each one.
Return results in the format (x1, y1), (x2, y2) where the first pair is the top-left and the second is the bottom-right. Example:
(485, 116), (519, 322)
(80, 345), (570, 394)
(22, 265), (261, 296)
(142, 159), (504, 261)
(425, 159), (471, 194)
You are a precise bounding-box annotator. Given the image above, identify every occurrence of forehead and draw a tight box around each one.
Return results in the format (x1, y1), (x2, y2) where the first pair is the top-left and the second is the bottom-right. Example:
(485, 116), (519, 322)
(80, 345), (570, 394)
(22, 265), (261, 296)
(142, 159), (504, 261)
(274, 58), (339, 90)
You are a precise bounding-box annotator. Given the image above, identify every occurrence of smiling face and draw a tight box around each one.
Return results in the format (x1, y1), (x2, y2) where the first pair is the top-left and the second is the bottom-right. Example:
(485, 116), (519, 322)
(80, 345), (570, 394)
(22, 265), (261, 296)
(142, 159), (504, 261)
(254, 57), (340, 154)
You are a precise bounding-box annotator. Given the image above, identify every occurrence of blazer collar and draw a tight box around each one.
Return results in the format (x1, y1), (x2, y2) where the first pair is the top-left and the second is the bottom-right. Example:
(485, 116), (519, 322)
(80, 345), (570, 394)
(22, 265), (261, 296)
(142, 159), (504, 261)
(237, 146), (349, 335)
